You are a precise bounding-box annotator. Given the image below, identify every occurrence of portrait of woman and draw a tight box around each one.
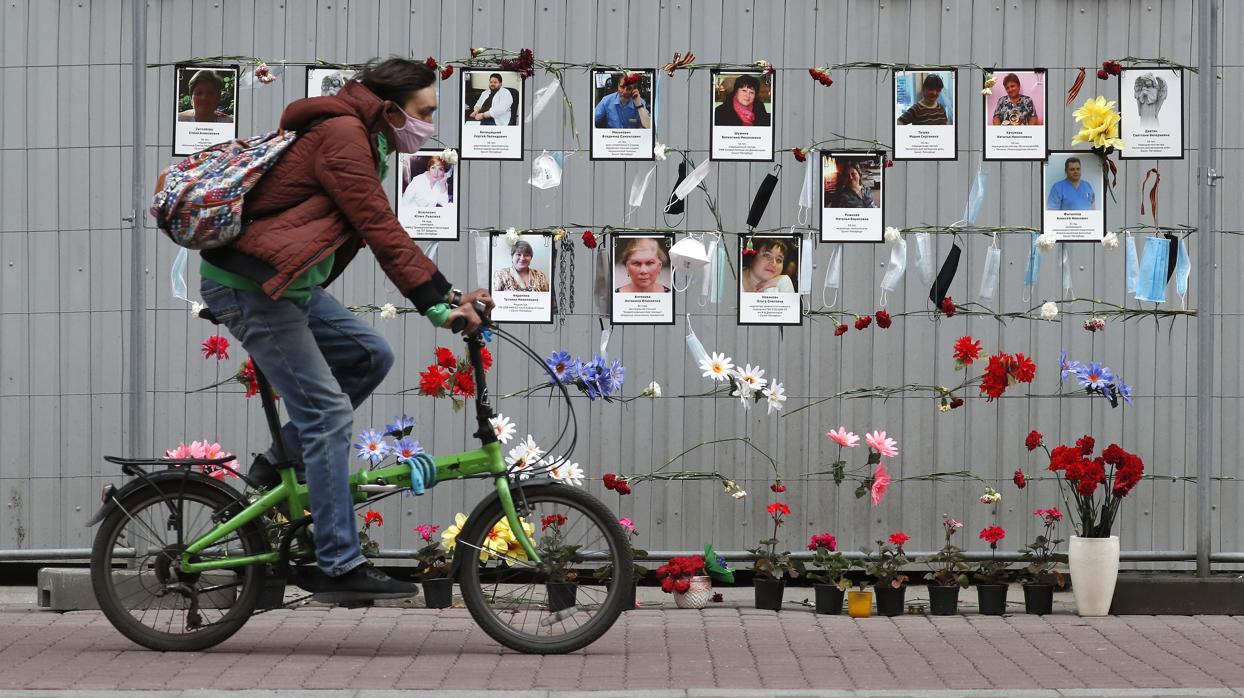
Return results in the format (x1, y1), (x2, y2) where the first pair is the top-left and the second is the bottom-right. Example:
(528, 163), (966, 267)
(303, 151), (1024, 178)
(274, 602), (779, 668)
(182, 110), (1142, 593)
(741, 239), (796, 293)
(492, 239), (550, 292)
(614, 237), (671, 293)
(991, 72), (1040, 126)
(177, 69), (234, 123)
(713, 73), (771, 127)
(400, 155), (452, 209)
(826, 161), (878, 209)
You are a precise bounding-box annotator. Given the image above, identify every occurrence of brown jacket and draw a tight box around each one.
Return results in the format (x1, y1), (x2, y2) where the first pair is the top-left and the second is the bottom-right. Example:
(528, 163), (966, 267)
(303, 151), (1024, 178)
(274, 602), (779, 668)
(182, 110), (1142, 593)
(202, 81), (450, 310)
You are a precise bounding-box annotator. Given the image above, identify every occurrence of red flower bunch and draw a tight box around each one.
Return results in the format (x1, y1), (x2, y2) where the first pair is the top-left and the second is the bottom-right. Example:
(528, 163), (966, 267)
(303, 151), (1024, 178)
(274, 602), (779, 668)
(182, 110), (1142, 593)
(875, 309), (892, 329)
(767, 501), (792, 518)
(360, 510), (384, 527)
(1035, 508), (1063, 523)
(1076, 435), (1095, 456)
(1014, 469), (1028, 489)
(770, 481), (786, 493)
(499, 47), (536, 79)
(581, 230), (597, 249)
(603, 472), (632, 495)
(440, 65), (454, 81)
(541, 513), (568, 531)
(424, 56), (438, 70)
(234, 357), (274, 400)
(808, 533), (837, 551)
(980, 352), (1036, 401)
(1096, 69), (1109, 80)
(1101, 60), (1123, 77)
(884, 159), (894, 168)
(202, 335), (230, 360)
(621, 72), (642, 87)
(1103, 444), (1145, 498)
(1046, 436), (1145, 537)
(834, 323), (849, 337)
(1025, 430), (1043, 451)
(952, 336), (982, 367)
(940, 297), (957, 317)
(792, 147), (807, 162)
(655, 555), (705, 594)
(854, 315), (872, 330)
(979, 526), (1006, 546)
(807, 67), (834, 87)
(418, 346), (491, 400)
(888, 531), (911, 547)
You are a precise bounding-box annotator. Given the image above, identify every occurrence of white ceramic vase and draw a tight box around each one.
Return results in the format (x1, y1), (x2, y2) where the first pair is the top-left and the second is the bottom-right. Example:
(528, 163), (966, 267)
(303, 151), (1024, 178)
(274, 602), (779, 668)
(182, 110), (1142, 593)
(1068, 535), (1120, 616)
(674, 575), (713, 609)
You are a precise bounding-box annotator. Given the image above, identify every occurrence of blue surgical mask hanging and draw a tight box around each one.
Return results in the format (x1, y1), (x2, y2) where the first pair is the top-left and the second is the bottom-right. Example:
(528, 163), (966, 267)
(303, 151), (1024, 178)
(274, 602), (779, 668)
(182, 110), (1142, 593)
(1135, 235), (1171, 304)
(879, 237), (908, 307)
(1175, 237), (1191, 308)
(1022, 232), (1041, 303)
(1125, 232), (1139, 294)
(686, 315), (710, 367)
(963, 165), (988, 225)
(171, 247), (190, 303)
(1060, 245), (1074, 299)
(978, 236), (1001, 303)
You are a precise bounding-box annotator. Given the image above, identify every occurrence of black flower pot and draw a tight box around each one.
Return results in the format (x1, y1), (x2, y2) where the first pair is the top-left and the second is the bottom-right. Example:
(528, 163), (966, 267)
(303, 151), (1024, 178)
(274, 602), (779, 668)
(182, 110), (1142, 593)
(753, 578), (786, 611)
(547, 582), (578, 612)
(977, 584), (1008, 615)
(874, 584), (907, 617)
(1023, 583), (1054, 615)
(422, 577), (454, 609)
(928, 585), (960, 616)
(814, 584), (844, 615)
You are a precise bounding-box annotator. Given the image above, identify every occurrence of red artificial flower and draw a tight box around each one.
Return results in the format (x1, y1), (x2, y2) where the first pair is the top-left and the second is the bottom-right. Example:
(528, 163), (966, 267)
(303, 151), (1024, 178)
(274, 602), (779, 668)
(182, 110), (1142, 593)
(201, 335), (231, 361)
(875, 309), (892, 329)
(1014, 469), (1028, 489)
(435, 347), (457, 369)
(237, 358), (261, 399)
(541, 513), (568, 531)
(1104, 60), (1123, 76)
(770, 482), (786, 492)
(418, 364), (451, 395)
(979, 526), (1006, 545)
(424, 56), (438, 70)
(440, 65), (454, 80)
(1066, 457), (1106, 497)
(622, 73), (642, 87)
(980, 354), (1011, 401)
(481, 346), (493, 371)
(452, 370), (476, 397)
(603, 473), (618, 489)
(1025, 430), (1043, 451)
(884, 159), (894, 168)
(361, 510), (384, 527)
(792, 147), (807, 162)
(855, 315), (872, 330)
(616, 481), (632, 495)
(1101, 443), (1128, 466)
(581, 230), (597, 249)
(1011, 353), (1037, 383)
(1112, 453), (1145, 497)
(1076, 435), (1096, 456)
(660, 576), (675, 593)
(940, 297), (957, 317)
(808, 533), (837, 551)
(953, 336), (983, 365)
(1097, 69), (1109, 80)
(674, 578), (691, 594)
(888, 532), (911, 547)
(742, 248), (758, 257)
(834, 324), (849, 337)
(767, 501), (792, 517)
(1048, 444), (1080, 472)
(949, 398), (965, 409)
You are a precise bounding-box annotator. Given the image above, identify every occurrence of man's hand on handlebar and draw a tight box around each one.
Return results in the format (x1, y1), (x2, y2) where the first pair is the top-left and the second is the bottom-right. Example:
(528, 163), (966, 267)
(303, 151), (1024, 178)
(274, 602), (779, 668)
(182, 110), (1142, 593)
(442, 288), (495, 335)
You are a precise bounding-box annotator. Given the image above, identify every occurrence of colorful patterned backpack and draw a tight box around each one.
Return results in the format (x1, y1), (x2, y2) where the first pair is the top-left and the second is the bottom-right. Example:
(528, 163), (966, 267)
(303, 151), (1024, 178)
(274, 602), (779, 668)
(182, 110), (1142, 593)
(150, 130), (299, 249)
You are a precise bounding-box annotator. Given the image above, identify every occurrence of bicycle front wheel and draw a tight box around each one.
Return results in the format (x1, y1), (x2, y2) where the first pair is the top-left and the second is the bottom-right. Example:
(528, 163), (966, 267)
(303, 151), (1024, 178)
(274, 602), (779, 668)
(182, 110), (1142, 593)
(455, 482), (632, 654)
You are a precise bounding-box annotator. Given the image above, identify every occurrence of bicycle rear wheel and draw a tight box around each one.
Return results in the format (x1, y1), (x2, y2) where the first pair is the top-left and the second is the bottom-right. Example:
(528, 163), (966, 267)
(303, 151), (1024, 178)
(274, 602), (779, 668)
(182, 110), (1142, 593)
(455, 482), (632, 654)
(90, 480), (267, 651)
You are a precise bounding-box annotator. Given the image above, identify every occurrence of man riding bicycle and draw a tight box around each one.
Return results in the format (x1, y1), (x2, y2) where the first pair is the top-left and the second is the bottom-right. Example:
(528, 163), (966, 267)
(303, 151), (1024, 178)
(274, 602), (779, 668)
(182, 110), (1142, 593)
(198, 57), (492, 603)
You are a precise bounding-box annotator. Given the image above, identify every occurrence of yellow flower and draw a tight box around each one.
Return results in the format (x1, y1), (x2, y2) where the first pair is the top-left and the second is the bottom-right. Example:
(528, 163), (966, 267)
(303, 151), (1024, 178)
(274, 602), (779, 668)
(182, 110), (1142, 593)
(1071, 95), (1125, 150)
(440, 512), (535, 563)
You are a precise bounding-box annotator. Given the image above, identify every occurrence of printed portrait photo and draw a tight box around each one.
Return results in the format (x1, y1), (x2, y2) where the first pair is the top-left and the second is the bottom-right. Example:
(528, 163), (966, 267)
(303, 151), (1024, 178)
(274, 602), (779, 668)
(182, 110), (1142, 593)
(983, 69), (1048, 160)
(395, 149), (459, 240)
(490, 233), (554, 323)
(306, 67), (356, 98)
(893, 69), (957, 160)
(820, 152), (885, 243)
(590, 69), (656, 160)
(739, 235), (802, 326)
(1042, 151), (1106, 242)
(173, 64), (239, 156)
(461, 69), (525, 160)
(611, 235), (674, 324)
(710, 70), (775, 161)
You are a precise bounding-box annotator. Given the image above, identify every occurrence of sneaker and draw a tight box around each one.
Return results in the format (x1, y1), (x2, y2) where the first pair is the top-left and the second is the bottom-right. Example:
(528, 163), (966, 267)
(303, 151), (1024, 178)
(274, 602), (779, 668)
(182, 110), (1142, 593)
(312, 563), (420, 604)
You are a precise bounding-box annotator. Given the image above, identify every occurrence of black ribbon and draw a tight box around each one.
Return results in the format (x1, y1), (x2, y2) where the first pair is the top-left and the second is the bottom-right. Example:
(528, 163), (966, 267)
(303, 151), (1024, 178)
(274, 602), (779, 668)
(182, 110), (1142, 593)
(1164, 232), (1178, 284)
(929, 242), (962, 306)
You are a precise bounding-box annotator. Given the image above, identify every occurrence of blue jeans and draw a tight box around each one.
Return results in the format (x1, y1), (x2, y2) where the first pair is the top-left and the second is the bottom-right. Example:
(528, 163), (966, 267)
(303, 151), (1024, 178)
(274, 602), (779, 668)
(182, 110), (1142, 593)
(200, 280), (395, 576)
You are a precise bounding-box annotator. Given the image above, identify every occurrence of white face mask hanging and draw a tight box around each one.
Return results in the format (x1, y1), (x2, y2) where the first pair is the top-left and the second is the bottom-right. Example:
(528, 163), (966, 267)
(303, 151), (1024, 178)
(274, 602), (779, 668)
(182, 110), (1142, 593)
(796, 153), (817, 226)
(685, 315), (710, 368)
(473, 231), (490, 289)
(798, 235), (814, 295)
(821, 243), (843, 310)
(171, 247), (190, 303)
(977, 235), (1001, 304)
(529, 150), (563, 189)
(913, 232), (936, 287)
(669, 235), (710, 293)
(879, 237), (908, 307)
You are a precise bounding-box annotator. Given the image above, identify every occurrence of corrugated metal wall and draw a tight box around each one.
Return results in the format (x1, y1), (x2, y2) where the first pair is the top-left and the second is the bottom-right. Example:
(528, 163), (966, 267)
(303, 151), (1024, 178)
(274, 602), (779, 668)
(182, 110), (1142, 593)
(0, 0), (1236, 566)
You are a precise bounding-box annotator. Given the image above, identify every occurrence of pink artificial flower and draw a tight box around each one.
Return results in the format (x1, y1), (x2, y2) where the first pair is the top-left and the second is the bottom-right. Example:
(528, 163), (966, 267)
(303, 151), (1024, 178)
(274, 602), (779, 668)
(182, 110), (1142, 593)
(618, 517), (636, 534)
(870, 463), (892, 506)
(826, 427), (860, 448)
(865, 430), (899, 458)
(415, 524), (440, 541)
(200, 441), (238, 479)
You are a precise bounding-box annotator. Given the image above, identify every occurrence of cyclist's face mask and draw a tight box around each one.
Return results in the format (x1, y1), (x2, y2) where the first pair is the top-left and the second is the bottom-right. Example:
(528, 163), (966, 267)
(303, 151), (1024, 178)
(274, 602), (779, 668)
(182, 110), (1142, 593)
(389, 104), (436, 153)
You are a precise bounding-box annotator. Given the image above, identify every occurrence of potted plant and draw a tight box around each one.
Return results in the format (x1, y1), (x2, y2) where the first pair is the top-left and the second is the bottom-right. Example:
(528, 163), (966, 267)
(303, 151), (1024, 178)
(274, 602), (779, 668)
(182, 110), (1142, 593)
(975, 525), (1009, 615)
(806, 533), (850, 615)
(1018, 508), (1066, 615)
(863, 532), (910, 617)
(593, 517), (648, 610)
(357, 509), (384, 557)
(655, 555), (712, 609)
(536, 513), (581, 612)
(924, 515), (970, 615)
(749, 501), (802, 611)
(1030, 431), (1145, 616)
(413, 523), (454, 608)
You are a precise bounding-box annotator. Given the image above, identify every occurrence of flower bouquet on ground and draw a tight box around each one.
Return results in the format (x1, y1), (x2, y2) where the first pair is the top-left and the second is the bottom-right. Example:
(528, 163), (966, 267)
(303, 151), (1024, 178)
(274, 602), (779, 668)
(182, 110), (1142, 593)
(413, 523), (454, 608)
(807, 533), (850, 615)
(863, 532), (910, 617)
(924, 516), (969, 616)
(655, 555), (712, 609)
(975, 526), (1009, 615)
(1018, 508), (1065, 615)
(750, 501), (802, 611)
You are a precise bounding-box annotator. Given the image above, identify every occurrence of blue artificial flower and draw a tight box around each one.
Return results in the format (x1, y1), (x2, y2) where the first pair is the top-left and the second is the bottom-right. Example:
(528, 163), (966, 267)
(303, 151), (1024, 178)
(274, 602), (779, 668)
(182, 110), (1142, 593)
(607, 359), (626, 394)
(394, 437), (424, 460)
(545, 351), (578, 383)
(353, 429), (391, 465)
(1059, 351), (1082, 382)
(385, 414), (416, 438)
(1114, 378), (1134, 406)
(1076, 362), (1115, 391)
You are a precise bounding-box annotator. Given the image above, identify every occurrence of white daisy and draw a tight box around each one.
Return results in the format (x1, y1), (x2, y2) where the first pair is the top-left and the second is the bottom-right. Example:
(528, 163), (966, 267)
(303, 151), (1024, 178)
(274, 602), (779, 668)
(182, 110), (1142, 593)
(518, 434), (543, 462)
(734, 363), (767, 392)
(489, 414), (516, 444)
(732, 490), (747, 499)
(737, 383), (753, 410)
(379, 303), (398, 320)
(548, 459), (585, 487)
(699, 352), (734, 382)
(763, 382), (787, 415)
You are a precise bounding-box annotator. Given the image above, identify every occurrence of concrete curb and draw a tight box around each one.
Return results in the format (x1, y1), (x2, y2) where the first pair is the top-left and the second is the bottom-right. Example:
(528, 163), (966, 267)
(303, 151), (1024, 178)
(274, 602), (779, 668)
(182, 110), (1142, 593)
(0, 689), (1241, 698)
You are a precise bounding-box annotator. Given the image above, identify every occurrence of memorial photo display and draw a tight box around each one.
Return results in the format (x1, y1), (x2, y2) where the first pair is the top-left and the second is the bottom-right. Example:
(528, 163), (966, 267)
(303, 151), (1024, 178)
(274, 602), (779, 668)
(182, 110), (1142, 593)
(983, 69), (1048, 161)
(172, 64), (239, 156)
(610, 234), (675, 324)
(1119, 67), (1184, 160)
(893, 68), (957, 160)
(820, 151), (885, 243)
(490, 232), (554, 323)
(710, 69), (775, 161)
(395, 148), (460, 241)
(590, 69), (656, 161)
(1043, 151), (1106, 242)
(461, 69), (525, 160)
(738, 235), (802, 326)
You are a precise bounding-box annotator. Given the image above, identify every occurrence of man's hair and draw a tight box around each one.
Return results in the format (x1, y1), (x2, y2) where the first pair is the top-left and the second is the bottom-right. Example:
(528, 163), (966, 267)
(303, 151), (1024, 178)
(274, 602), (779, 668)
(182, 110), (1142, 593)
(921, 74), (944, 91)
(610, 72), (625, 89)
(1064, 157), (1082, 170)
(489, 72), (504, 83)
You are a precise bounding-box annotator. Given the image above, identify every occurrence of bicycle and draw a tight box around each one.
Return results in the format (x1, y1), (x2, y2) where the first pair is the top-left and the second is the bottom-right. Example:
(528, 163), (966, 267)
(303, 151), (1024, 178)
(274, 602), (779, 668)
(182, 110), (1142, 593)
(88, 304), (632, 654)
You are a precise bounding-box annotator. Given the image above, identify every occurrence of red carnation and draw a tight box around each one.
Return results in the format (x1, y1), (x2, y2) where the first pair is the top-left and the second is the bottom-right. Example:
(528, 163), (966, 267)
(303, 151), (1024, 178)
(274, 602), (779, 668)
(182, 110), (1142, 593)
(1013, 469), (1028, 489)
(424, 56), (438, 70)
(884, 159), (894, 168)
(834, 324), (849, 336)
(622, 73), (642, 87)
(603, 473), (618, 489)
(435, 346), (457, 369)
(888, 532), (911, 547)
(1076, 435), (1096, 456)
(952, 336), (983, 365)
(451, 370), (475, 397)
(980, 354), (1011, 401)
(361, 510), (384, 527)
(1097, 69), (1109, 80)
(1048, 444), (1079, 472)
(875, 309), (892, 328)
(1025, 430), (1043, 451)
(581, 230), (597, 249)
(979, 525), (1005, 546)
(481, 347), (493, 371)
(439, 65), (454, 81)
(792, 147), (807, 162)
(855, 315), (872, 330)
(742, 248), (758, 257)
(615, 481), (632, 495)
(674, 578), (691, 594)
(201, 335), (231, 361)
(949, 398), (965, 409)
(770, 482), (786, 492)
(1104, 60), (1123, 76)
(940, 297), (957, 317)
(1010, 353), (1037, 383)
(419, 365), (451, 395)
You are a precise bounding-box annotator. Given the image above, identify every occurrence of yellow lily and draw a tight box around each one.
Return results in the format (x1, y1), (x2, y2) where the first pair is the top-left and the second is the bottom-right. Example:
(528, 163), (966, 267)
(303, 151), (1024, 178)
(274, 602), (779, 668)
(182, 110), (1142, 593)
(440, 512), (535, 563)
(1071, 95), (1125, 151)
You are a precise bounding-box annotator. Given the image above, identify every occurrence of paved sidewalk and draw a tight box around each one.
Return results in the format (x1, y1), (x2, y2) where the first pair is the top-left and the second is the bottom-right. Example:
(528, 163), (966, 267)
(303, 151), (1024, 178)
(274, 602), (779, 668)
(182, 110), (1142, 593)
(4, 585), (1244, 697)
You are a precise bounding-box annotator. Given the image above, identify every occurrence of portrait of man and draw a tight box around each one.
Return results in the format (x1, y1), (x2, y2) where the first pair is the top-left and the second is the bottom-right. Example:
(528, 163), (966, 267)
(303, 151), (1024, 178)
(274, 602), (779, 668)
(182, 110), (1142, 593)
(1046, 156), (1096, 211)
(468, 72), (514, 126)
(461, 69), (524, 160)
(594, 72), (652, 130)
(590, 69), (656, 160)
